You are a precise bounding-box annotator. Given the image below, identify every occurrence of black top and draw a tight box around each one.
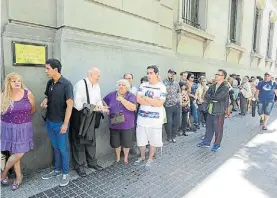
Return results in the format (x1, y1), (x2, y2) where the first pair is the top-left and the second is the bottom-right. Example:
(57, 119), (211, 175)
(44, 76), (73, 122)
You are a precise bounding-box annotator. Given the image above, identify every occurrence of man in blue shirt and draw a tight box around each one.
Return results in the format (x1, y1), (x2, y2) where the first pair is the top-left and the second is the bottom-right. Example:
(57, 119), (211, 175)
(255, 72), (277, 130)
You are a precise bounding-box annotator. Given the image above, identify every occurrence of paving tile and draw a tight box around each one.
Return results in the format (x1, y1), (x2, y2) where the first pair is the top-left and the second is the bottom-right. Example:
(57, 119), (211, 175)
(1, 110), (277, 198)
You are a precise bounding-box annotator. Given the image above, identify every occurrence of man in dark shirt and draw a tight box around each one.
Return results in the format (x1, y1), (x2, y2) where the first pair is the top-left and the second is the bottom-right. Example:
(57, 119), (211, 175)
(197, 69), (229, 152)
(163, 69), (181, 143)
(40, 59), (73, 187)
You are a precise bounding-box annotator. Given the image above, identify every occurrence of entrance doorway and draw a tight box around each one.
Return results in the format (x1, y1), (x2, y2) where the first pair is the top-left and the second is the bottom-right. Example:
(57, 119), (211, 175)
(188, 72), (206, 83)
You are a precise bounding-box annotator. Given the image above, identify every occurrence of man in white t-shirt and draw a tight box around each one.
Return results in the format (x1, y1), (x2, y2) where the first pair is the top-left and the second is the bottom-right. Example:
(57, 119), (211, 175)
(134, 65), (167, 169)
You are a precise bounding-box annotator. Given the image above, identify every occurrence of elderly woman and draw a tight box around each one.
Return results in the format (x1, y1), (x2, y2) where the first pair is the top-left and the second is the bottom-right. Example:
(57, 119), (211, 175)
(103, 79), (137, 165)
(1, 73), (36, 190)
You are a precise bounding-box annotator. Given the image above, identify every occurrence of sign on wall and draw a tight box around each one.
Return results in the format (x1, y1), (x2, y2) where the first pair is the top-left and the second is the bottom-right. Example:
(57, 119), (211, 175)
(12, 41), (48, 66)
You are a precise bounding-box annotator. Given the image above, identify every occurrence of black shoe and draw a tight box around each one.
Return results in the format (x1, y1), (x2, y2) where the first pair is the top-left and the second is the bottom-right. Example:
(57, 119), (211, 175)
(239, 113), (245, 116)
(75, 167), (87, 177)
(182, 132), (188, 136)
(262, 126), (267, 130)
(167, 139), (173, 143)
(172, 139), (176, 143)
(88, 164), (104, 171)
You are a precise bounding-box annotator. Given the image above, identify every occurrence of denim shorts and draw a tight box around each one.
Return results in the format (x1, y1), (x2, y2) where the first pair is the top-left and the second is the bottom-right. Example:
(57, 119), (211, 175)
(257, 101), (274, 116)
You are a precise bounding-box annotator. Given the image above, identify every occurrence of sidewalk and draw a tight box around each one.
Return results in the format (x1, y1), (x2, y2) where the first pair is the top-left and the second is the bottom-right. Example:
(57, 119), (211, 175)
(1, 108), (277, 198)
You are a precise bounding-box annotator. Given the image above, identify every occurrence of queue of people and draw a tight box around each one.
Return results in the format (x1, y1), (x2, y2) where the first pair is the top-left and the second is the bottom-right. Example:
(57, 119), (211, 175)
(1, 58), (277, 190)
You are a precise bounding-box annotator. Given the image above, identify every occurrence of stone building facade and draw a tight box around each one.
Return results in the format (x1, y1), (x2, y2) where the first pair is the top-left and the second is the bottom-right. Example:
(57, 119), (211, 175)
(1, 0), (277, 172)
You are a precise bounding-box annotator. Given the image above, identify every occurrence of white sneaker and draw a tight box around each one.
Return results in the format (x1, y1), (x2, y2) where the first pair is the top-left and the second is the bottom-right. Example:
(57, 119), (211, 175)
(60, 174), (70, 187)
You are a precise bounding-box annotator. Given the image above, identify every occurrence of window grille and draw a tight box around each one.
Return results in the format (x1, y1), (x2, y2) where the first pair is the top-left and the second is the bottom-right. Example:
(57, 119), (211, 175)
(230, 0), (238, 43)
(182, 0), (201, 29)
(253, 8), (259, 52)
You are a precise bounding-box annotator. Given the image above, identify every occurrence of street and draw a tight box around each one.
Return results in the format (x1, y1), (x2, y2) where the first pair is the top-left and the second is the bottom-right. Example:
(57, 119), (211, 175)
(1, 108), (277, 198)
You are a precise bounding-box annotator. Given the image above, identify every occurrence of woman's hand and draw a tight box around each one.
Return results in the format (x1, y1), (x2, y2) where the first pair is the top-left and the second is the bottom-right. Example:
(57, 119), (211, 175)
(41, 98), (48, 108)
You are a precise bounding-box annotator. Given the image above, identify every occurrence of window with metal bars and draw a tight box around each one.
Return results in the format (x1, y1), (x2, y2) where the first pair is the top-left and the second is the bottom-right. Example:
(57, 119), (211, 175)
(266, 13), (274, 58)
(230, 0), (238, 43)
(182, 0), (201, 29)
(252, 8), (260, 52)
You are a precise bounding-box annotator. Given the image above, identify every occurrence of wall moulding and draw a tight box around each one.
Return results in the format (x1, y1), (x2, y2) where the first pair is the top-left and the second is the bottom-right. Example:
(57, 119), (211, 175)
(251, 52), (264, 66)
(175, 23), (215, 57)
(256, 0), (266, 10)
(270, 11), (277, 23)
(226, 43), (246, 63)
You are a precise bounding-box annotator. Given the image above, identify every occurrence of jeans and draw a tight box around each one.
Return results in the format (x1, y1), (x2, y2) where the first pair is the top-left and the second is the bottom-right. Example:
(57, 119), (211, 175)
(46, 120), (70, 174)
(164, 104), (181, 139)
(257, 101), (274, 116)
(190, 101), (199, 125)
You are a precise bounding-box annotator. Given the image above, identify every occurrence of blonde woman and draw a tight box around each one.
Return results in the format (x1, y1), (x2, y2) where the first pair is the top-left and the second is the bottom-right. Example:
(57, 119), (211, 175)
(1, 73), (36, 190)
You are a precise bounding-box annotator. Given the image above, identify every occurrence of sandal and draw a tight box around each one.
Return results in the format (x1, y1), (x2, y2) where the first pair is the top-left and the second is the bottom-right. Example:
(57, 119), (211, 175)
(1, 177), (9, 185)
(11, 181), (21, 191)
(262, 126), (267, 130)
(124, 160), (128, 165)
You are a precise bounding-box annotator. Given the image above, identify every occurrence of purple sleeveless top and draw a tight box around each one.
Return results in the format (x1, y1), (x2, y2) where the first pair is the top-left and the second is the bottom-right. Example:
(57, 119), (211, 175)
(1, 90), (32, 124)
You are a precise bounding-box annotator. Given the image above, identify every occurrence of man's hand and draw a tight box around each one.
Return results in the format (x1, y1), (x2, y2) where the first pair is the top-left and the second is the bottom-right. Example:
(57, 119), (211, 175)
(60, 124), (68, 134)
(40, 98), (48, 109)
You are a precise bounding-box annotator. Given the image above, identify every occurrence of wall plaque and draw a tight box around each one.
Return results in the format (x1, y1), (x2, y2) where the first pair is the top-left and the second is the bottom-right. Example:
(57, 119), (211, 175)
(12, 41), (48, 66)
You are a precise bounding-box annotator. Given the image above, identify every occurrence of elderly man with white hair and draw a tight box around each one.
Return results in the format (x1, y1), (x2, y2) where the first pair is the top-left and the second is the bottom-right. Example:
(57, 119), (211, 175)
(69, 67), (108, 177)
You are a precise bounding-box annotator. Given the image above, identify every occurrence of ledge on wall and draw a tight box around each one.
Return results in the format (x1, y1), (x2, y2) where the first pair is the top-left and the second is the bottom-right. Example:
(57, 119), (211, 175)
(226, 42), (246, 63)
(175, 23), (215, 56)
(251, 52), (263, 66)
(265, 57), (275, 68)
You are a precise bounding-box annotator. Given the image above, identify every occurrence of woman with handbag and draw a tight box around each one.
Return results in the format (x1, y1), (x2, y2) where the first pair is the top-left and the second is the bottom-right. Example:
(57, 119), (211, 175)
(195, 77), (209, 127)
(103, 79), (137, 165)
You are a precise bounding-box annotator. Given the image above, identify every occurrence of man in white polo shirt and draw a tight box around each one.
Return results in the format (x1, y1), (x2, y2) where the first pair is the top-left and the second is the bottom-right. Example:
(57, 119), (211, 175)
(134, 65), (167, 169)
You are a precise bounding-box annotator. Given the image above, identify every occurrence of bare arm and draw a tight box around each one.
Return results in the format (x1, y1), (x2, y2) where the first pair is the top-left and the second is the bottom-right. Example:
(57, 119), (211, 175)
(144, 96), (165, 107)
(121, 98), (137, 111)
(27, 91), (36, 114)
(137, 95), (150, 105)
(64, 99), (73, 125)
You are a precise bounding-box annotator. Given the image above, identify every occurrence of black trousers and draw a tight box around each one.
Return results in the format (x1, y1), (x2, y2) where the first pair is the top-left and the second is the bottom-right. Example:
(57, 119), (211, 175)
(203, 113), (225, 145)
(164, 104), (181, 139)
(181, 111), (189, 131)
(239, 93), (247, 114)
(70, 109), (97, 169)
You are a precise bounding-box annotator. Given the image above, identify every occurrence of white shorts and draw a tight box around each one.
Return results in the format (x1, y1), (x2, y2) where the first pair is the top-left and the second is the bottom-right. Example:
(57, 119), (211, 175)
(136, 125), (163, 147)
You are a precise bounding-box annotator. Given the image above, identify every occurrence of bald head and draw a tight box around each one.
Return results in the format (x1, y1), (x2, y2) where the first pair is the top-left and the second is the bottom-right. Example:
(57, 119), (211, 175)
(88, 67), (101, 84)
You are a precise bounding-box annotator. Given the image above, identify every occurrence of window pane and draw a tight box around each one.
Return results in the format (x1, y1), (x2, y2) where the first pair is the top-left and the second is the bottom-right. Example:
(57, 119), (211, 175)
(230, 0), (238, 43)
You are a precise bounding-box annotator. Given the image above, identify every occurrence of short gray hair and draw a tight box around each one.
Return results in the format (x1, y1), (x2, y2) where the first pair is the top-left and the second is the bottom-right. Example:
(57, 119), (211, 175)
(116, 79), (131, 91)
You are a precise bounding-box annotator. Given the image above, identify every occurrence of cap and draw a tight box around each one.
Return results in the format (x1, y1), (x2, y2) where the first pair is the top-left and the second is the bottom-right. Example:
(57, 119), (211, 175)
(264, 72), (271, 76)
(168, 69), (177, 74)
